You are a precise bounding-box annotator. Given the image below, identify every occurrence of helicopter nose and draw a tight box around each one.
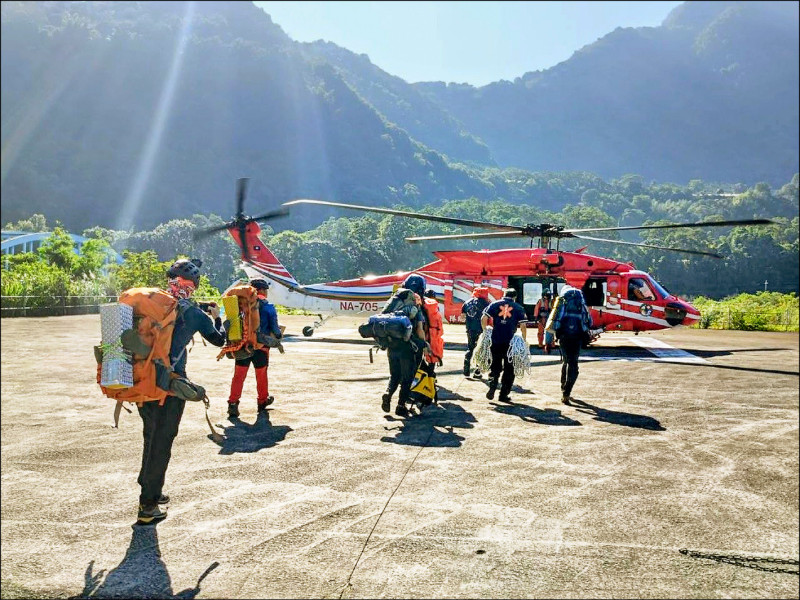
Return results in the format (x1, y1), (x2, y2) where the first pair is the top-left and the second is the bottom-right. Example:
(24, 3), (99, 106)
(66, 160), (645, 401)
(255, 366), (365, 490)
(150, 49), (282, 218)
(680, 301), (701, 327)
(664, 300), (700, 327)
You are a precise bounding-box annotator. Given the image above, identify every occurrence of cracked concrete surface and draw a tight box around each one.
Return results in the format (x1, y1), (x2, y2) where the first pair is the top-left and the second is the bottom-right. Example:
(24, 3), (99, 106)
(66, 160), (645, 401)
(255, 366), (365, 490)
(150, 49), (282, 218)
(1, 315), (798, 598)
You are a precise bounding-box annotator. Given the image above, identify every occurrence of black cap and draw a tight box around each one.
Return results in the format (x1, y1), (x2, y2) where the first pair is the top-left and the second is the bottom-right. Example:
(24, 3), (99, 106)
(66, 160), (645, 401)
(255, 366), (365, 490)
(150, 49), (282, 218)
(250, 278), (271, 291)
(402, 274), (426, 297)
(504, 288), (517, 299)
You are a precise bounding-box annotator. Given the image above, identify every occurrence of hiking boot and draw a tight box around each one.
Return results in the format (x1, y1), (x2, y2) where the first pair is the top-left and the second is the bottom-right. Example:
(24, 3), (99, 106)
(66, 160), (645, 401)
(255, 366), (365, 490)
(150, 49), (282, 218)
(257, 402), (268, 413)
(264, 396), (275, 407)
(561, 396), (571, 405)
(463, 365), (471, 377)
(381, 393), (391, 413)
(227, 403), (240, 418)
(157, 494), (170, 504)
(395, 403), (410, 417)
(486, 380), (497, 400)
(498, 394), (511, 403)
(473, 370), (483, 379)
(137, 503), (167, 525)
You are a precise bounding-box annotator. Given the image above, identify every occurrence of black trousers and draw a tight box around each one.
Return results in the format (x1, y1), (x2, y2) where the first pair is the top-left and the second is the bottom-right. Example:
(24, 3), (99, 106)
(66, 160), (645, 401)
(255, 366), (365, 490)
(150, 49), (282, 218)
(489, 341), (515, 397)
(559, 335), (582, 398)
(464, 329), (481, 373)
(386, 344), (417, 405)
(234, 348), (269, 368)
(137, 395), (186, 506)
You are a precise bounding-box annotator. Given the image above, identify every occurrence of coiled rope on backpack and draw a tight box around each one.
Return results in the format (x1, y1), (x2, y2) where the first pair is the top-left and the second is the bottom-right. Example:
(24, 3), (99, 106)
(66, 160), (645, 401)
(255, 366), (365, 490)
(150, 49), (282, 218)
(508, 334), (531, 379)
(472, 326), (493, 373)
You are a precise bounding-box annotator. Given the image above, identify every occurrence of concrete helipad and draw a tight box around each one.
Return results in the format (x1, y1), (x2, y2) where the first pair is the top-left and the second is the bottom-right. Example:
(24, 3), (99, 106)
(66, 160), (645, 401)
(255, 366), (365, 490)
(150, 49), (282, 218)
(1, 314), (798, 599)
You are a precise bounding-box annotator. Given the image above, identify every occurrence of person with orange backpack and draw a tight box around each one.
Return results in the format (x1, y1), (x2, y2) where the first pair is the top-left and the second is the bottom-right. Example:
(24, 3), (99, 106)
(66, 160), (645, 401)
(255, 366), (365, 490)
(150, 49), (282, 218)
(136, 258), (226, 524)
(225, 278), (282, 418)
(415, 289), (444, 405)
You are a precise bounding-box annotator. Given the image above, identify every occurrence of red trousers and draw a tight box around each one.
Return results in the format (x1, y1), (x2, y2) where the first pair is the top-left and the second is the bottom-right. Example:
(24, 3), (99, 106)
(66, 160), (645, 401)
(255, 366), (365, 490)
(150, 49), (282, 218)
(227, 349), (270, 405)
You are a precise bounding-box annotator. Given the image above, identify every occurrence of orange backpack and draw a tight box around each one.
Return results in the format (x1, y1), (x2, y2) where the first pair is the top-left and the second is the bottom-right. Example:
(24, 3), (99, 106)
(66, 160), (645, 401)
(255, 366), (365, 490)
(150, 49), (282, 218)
(97, 288), (178, 405)
(422, 296), (444, 364)
(217, 284), (265, 360)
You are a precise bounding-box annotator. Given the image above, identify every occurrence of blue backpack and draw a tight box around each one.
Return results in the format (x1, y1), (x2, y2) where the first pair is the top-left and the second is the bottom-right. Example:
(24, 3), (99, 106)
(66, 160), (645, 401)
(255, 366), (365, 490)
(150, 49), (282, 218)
(358, 312), (413, 347)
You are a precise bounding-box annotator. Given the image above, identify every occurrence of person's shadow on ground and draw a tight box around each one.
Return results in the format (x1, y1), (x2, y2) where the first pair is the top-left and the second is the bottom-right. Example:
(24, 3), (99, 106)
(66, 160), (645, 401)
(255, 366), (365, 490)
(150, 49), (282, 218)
(210, 411), (292, 454)
(435, 385), (473, 402)
(489, 400), (582, 426)
(475, 377), (534, 395)
(569, 398), (665, 431)
(381, 401), (477, 447)
(71, 524), (219, 598)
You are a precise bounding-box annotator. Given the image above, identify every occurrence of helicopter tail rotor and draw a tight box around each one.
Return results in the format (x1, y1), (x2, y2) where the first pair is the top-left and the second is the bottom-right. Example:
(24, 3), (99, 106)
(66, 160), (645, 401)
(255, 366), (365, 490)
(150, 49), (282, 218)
(193, 178), (289, 263)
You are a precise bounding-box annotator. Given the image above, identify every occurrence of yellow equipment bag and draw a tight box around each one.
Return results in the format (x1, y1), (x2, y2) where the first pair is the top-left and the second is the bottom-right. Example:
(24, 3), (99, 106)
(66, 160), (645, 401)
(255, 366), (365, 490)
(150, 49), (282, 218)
(217, 284), (265, 360)
(221, 296), (242, 341)
(410, 367), (436, 402)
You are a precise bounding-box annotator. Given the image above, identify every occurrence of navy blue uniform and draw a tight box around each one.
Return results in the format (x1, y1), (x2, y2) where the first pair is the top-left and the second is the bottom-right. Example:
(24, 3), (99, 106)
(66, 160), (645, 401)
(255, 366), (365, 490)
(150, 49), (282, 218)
(483, 298), (527, 400)
(138, 300), (225, 507)
(461, 296), (489, 375)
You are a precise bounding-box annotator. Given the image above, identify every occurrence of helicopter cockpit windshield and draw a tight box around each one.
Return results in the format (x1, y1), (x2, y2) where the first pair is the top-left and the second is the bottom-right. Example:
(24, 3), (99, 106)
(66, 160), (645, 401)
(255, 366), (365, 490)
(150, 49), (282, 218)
(648, 277), (672, 300)
(628, 277), (658, 302)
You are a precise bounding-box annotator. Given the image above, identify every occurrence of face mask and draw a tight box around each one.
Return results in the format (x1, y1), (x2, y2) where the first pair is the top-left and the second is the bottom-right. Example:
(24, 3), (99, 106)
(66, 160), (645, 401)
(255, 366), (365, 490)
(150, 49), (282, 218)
(168, 277), (196, 299)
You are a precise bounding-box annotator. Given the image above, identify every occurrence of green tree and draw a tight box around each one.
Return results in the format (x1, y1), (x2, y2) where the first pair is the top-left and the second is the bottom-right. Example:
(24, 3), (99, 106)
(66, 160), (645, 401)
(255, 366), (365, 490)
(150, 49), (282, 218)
(110, 250), (170, 290)
(37, 227), (77, 272)
(3, 213), (49, 232)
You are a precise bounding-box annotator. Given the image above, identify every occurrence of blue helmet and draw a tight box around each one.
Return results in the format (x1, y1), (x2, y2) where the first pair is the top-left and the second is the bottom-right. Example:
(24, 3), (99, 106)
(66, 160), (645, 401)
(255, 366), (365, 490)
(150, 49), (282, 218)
(402, 274), (426, 297)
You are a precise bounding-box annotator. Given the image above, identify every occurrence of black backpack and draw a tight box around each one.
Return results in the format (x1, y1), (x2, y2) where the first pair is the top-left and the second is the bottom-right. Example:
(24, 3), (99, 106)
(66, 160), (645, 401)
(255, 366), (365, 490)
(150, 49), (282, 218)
(555, 289), (587, 338)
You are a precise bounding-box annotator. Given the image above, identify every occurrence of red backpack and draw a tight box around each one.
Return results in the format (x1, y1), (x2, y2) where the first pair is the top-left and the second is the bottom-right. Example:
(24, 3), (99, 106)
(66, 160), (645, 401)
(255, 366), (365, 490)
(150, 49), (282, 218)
(422, 297), (444, 364)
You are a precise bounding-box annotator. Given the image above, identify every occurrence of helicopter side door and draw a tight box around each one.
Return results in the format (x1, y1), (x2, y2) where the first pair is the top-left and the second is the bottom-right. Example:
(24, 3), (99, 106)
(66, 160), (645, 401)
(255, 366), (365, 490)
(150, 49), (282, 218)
(507, 276), (560, 322)
(444, 276), (505, 323)
(581, 277), (607, 308)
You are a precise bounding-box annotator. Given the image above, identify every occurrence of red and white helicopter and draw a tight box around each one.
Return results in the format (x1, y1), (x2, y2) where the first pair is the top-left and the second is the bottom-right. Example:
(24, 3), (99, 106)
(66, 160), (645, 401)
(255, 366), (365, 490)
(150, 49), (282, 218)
(194, 179), (772, 340)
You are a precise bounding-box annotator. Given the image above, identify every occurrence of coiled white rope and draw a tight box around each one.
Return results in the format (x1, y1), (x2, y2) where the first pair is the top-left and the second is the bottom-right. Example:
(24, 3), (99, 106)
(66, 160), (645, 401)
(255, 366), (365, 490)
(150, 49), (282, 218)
(472, 326), (493, 373)
(508, 333), (531, 379)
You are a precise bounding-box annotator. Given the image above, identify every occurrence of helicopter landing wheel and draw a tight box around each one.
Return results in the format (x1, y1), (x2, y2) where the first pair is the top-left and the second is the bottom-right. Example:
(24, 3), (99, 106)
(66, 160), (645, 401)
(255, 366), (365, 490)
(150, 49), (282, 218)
(302, 326), (314, 337)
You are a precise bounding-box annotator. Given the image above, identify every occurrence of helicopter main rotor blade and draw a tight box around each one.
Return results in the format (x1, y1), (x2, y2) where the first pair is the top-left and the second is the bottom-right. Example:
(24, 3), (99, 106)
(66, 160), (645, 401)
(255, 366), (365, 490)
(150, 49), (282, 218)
(236, 178), (249, 219)
(249, 207), (291, 223)
(192, 222), (233, 240)
(571, 234), (723, 258)
(283, 199), (521, 231)
(565, 218), (774, 234)
(405, 230), (527, 243)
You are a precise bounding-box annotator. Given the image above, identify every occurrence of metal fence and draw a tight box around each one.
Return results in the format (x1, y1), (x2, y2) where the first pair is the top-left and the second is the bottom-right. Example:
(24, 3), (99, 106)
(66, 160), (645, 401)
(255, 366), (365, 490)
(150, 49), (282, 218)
(0, 295), (221, 318)
(692, 306), (799, 332)
(2, 295), (798, 332)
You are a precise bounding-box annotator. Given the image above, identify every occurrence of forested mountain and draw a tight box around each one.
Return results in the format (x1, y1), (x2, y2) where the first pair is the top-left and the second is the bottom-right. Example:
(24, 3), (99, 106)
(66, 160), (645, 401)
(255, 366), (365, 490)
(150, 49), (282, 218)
(415, 1), (799, 185)
(1, 0), (797, 234)
(301, 41), (495, 166)
(0, 1), (493, 231)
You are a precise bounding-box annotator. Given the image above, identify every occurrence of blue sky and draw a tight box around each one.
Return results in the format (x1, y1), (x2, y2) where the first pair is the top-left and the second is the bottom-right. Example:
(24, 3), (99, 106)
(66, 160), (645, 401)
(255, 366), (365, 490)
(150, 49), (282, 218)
(255, 1), (683, 86)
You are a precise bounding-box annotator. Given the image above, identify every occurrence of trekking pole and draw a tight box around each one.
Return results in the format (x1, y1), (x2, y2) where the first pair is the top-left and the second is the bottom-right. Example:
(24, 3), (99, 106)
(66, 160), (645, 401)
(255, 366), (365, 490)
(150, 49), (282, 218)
(112, 401), (133, 428)
(202, 395), (225, 443)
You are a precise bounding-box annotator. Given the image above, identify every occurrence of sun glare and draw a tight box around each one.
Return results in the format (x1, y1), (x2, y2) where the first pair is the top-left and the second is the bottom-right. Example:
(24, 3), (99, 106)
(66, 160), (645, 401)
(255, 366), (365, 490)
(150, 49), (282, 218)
(116, 1), (196, 234)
